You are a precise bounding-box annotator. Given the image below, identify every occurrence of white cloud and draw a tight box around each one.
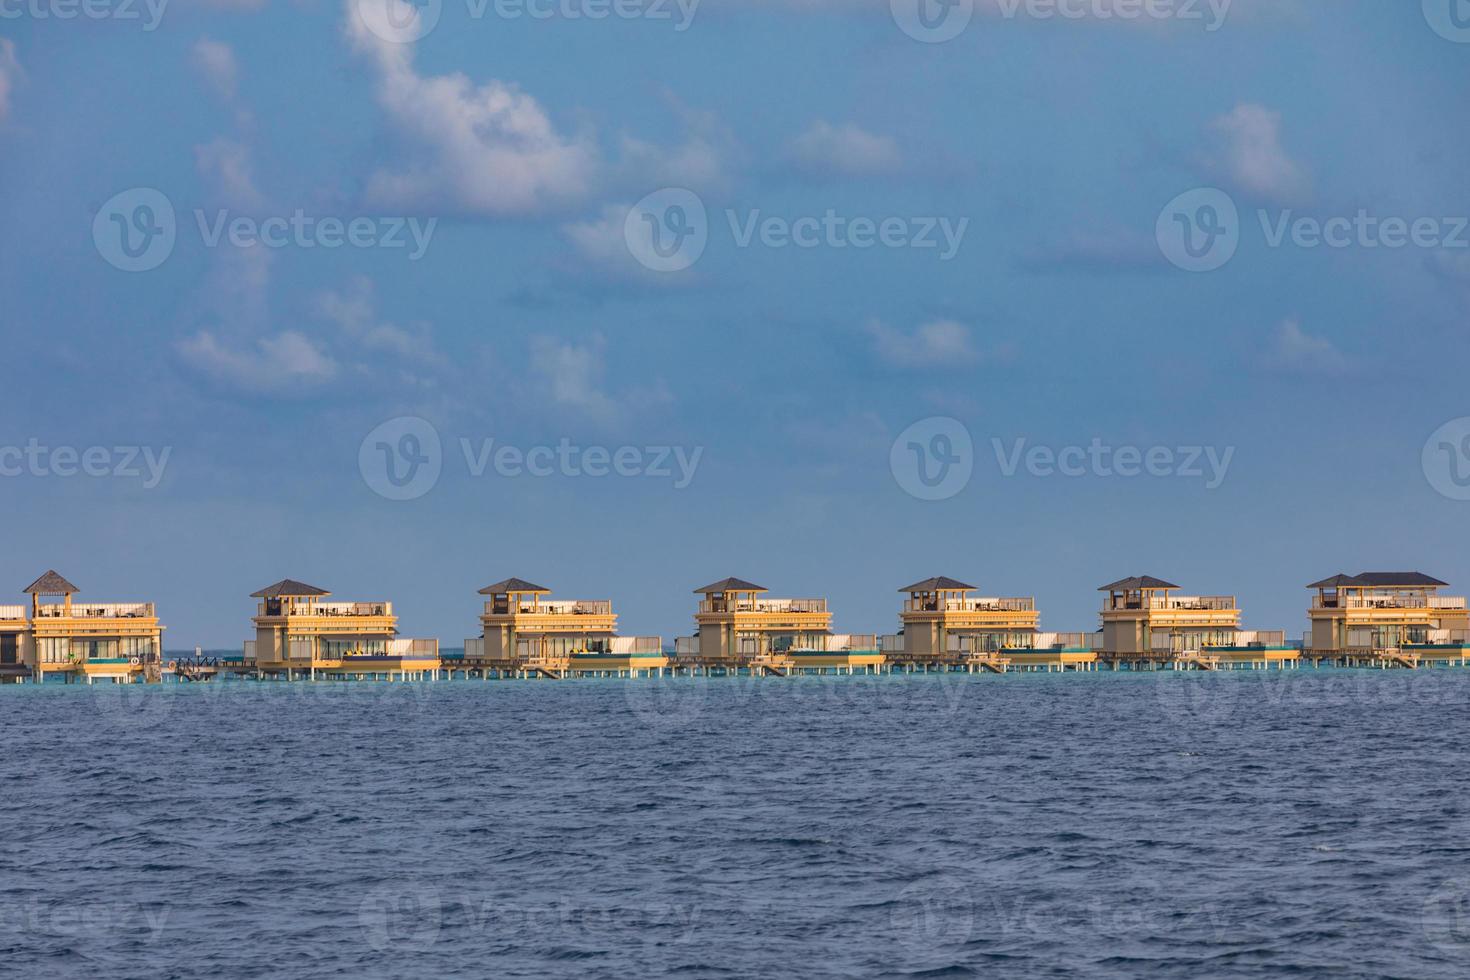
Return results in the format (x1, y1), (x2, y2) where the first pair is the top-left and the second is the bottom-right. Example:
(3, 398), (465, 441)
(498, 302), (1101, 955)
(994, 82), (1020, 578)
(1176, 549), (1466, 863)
(191, 37), (238, 101)
(0, 39), (21, 122)
(314, 276), (444, 366)
(527, 334), (671, 426)
(195, 136), (265, 210)
(178, 330), (338, 392)
(788, 121), (902, 178)
(865, 318), (980, 368)
(1209, 103), (1309, 204)
(345, 1), (595, 217)
(1263, 318), (1351, 376)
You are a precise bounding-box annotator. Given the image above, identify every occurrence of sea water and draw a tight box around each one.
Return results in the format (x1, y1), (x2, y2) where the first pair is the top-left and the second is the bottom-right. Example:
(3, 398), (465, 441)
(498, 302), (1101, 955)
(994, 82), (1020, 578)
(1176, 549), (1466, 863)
(2, 669), (1469, 978)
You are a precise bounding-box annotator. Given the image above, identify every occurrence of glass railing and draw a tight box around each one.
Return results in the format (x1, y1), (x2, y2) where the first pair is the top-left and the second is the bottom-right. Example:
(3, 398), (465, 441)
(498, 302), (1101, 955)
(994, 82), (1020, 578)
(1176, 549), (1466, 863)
(483, 600), (613, 616)
(698, 598), (827, 614)
(1312, 594), (1465, 610)
(1107, 596), (1236, 612)
(905, 597), (1035, 613)
(257, 601), (391, 617)
(33, 602), (155, 618)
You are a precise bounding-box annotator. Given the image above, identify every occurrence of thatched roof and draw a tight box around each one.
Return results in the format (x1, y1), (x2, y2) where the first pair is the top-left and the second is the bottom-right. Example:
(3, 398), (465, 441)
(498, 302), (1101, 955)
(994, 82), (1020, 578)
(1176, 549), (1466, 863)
(252, 579), (331, 599)
(24, 570), (79, 595)
(479, 578), (550, 595)
(899, 576), (976, 593)
(1099, 576), (1180, 592)
(693, 577), (767, 594)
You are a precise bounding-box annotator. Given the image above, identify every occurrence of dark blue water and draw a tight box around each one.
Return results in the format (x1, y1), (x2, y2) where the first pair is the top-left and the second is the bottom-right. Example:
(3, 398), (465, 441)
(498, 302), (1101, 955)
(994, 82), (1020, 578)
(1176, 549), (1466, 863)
(4, 669), (1470, 978)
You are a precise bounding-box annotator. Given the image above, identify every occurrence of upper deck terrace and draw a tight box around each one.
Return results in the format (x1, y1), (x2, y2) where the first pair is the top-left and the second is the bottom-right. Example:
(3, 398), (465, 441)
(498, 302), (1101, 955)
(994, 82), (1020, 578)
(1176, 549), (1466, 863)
(904, 596), (1035, 613)
(1103, 595), (1237, 612)
(484, 599), (613, 617)
(697, 597), (828, 614)
(1310, 593), (1466, 611)
(255, 600), (392, 618)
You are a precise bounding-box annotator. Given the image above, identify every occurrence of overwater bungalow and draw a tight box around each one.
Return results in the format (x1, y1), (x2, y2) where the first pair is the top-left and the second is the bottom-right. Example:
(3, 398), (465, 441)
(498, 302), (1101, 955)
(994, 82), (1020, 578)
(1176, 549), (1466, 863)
(461, 578), (665, 678)
(244, 579), (439, 680)
(0, 571), (164, 684)
(1098, 576), (1297, 670)
(1306, 573), (1470, 667)
(677, 577), (847, 675)
(880, 576), (1097, 672)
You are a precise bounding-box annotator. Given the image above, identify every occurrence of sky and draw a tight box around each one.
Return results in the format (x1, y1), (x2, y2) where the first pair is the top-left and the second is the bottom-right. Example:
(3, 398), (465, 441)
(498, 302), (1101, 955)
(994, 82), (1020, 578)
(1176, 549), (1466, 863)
(1, 0), (1469, 648)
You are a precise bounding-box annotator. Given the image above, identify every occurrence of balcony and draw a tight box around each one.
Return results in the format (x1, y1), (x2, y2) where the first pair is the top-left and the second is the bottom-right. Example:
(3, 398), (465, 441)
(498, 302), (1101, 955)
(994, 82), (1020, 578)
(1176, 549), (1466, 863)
(1314, 594), (1467, 611)
(1106, 596), (1236, 612)
(794, 634), (879, 653)
(34, 602), (155, 619)
(483, 600), (612, 617)
(1148, 630), (1286, 653)
(0, 605), (26, 621)
(606, 636), (662, 655)
(905, 597), (1035, 613)
(698, 598), (828, 614)
(257, 601), (391, 617)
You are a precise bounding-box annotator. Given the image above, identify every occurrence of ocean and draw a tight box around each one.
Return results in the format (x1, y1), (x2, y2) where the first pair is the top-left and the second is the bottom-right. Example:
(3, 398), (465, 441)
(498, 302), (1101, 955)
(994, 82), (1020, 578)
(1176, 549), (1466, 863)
(3, 669), (1469, 978)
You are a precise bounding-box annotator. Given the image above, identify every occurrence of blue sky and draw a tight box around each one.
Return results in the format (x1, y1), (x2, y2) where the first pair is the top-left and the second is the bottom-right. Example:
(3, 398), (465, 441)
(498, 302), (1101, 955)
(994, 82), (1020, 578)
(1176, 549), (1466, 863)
(1, 0), (1469, 647)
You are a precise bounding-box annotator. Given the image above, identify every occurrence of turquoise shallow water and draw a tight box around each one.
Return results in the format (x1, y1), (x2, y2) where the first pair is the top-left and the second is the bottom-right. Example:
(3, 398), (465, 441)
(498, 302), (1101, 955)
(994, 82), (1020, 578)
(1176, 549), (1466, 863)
(3, 670), (1470, 978)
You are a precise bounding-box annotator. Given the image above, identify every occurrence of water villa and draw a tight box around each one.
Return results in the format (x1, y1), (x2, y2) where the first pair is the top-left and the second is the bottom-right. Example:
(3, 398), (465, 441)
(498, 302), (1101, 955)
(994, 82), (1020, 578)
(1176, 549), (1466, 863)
(0, 571), (164, 684)
(243, 579), (439, 680)
(17, 564), (1470, 685)
(1306, 573), (1470, 668)
(1097, 576), (1297, 670)
(881, 577), (1099, 673)
(459, 578), (665, 679)
(675, 578), (880, 675)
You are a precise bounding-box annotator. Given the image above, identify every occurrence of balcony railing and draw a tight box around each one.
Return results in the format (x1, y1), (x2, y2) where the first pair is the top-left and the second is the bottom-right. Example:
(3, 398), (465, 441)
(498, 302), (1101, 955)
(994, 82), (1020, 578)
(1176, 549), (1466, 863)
(1148, 629), (1285, 652)
(675, 636), (700, 657)
(607, 636), (662, 655)
(879, 634), (904, 653)
(0, 605), (26, 620)
(1107, 596), (1236, 612)
(483, 600), (613, 616)
(1312, 594), (1466, 610)
(905, 597), (1035, 613)
(698, 598), (828, 614)
(34, 602), (155, 619)
(258, 601), (391, 617)
(793, 634), (878, 653)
